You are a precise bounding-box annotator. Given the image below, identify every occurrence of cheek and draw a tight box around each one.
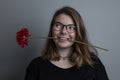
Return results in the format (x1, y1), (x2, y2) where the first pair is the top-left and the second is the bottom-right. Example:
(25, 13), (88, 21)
(71, 33), (76, 40)
(52, 30), (60, 37)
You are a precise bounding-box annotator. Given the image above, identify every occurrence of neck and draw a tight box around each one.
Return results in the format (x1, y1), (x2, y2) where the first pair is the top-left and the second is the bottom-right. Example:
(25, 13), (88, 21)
(57, 47), (72, 59)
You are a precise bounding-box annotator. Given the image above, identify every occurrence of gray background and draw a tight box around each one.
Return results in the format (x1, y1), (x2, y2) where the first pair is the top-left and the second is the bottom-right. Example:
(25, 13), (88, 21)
(0, 0), (120, 80)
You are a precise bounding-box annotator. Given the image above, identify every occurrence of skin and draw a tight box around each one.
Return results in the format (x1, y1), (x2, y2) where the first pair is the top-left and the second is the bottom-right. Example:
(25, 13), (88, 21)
(51, 13), (76, 68)
(52, 13), (76, 56)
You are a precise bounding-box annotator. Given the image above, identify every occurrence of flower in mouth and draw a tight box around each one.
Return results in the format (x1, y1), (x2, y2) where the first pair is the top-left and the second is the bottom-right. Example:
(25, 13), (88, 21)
(16, 28), (31, 48)
(16, 28), (108, 51)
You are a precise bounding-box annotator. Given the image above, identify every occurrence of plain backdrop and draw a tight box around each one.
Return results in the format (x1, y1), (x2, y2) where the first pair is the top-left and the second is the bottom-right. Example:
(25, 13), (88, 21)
(0, 0), (120, 80)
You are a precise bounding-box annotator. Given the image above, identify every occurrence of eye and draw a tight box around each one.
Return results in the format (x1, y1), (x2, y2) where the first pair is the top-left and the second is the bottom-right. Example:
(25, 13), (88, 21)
(54, 23), (62, 28)
(67, 25), (76, 30)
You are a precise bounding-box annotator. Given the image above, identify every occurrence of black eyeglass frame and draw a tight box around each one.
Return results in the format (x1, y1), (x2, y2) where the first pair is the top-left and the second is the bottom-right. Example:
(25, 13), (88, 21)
(53, 22), (76, 33)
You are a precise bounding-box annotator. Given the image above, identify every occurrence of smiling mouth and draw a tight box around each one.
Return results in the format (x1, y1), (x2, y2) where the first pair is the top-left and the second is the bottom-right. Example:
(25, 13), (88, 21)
(57, 36), (69, 40)
(56, 37), (73, 42)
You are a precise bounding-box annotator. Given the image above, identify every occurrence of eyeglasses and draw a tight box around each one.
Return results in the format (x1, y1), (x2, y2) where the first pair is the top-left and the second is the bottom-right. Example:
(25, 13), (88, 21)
(53, 22), (76, 33)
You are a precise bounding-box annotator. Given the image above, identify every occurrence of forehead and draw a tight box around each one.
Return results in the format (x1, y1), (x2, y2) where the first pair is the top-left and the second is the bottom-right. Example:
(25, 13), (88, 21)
(55, 13), (74, 25)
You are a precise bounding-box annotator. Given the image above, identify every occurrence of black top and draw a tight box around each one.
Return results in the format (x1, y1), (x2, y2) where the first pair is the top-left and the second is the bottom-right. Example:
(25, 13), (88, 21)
(25, 56), (109, 80)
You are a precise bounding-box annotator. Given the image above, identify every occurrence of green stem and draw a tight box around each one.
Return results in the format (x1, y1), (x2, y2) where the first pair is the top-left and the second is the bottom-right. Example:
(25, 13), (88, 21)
(30, 36), (56, 39)
(29, 36), (108, 51)
(68, 39), (108, 51)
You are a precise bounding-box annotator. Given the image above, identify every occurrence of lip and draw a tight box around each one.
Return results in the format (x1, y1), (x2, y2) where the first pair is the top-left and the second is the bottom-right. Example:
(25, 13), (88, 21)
(57, 36), (70, 40)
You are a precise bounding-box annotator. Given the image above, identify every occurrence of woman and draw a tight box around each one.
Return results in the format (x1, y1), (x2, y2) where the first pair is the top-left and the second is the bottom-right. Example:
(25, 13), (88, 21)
(25, 6), (109, 80)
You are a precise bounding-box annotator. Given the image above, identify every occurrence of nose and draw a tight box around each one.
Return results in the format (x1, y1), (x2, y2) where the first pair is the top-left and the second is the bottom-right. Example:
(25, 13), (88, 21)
(61, 26), (68, 34)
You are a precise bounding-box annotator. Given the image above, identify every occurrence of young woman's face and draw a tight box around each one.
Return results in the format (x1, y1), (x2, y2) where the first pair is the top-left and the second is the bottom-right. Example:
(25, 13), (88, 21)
(52, 14), (76, 49)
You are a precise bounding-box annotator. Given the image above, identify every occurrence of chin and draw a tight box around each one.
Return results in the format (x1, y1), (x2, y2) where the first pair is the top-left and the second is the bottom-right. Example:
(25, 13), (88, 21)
(57, 43), (73, 49)
(54, 39), (74, 48)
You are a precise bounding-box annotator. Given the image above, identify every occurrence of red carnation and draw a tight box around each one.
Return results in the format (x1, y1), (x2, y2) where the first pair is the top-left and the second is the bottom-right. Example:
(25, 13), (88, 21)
(16, 28), (108, 51)
(16, 28), (31, 48)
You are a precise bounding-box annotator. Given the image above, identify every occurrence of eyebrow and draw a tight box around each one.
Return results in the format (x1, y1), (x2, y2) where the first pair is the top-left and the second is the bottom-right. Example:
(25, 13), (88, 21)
(55, 22), (75, 26)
